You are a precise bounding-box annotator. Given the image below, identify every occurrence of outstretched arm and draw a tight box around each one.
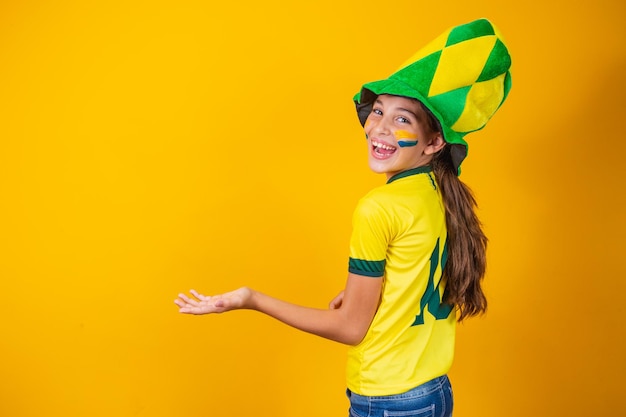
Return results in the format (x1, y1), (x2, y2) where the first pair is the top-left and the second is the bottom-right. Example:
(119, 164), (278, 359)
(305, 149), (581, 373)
(174, 273), (382, 346)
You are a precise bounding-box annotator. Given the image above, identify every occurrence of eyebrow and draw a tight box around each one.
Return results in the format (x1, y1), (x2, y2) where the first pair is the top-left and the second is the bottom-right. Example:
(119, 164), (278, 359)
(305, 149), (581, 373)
(374, 99), (419, 119)
(397, 107), (419, 118)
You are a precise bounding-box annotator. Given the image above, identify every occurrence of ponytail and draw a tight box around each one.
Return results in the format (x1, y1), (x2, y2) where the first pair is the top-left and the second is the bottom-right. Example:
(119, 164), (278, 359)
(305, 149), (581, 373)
(431, 147), (488, 321)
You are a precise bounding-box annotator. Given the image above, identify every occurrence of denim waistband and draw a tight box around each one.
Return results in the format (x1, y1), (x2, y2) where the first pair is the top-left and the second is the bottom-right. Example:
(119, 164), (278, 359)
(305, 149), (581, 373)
(347, 375), (450, 400)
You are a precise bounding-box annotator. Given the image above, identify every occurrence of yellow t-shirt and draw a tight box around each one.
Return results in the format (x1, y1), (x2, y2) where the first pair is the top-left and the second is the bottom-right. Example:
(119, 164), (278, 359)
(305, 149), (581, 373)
(346, 166), (456, 396)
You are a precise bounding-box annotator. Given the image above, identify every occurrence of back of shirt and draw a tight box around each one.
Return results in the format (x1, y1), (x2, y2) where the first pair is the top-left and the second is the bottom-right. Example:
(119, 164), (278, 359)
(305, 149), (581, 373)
(346, 167), (456, 396)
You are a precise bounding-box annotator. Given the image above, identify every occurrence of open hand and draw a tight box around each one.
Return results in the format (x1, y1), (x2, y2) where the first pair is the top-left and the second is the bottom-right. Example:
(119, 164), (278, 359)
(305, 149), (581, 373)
(174, 287), (253, 314)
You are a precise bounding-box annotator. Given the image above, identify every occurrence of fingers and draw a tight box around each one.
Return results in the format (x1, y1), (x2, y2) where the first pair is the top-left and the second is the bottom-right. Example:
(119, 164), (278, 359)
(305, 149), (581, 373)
(174, 289), (236, 314)
(176, 292), (200, 306)
(174, 290), (207, 314)
(175, 300), (207, 314)
(175, 289), (211, 305)
(174, 289), (223, 315)
(190, 289), (209, 301)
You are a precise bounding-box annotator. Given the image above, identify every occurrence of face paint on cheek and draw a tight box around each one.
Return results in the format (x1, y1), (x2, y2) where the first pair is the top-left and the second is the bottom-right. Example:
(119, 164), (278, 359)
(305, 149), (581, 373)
(395, 130), (419, 147)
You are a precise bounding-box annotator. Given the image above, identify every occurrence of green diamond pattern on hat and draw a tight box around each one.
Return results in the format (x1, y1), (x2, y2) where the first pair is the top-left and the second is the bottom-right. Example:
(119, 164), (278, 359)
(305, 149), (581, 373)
(428, 86), (471, 129)
(354, 18), (512, 173)
(446, 18), (495, 46)
(478, 39), (511, 82)
(393, 51), (441, 98)
(429, 34), (497, 96)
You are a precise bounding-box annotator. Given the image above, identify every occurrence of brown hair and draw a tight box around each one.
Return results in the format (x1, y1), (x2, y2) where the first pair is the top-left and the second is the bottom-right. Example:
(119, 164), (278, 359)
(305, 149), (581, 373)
(420, 102), (488, 321)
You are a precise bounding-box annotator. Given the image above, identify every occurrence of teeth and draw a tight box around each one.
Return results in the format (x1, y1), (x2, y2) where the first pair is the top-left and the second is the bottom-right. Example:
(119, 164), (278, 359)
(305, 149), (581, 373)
(372, 140), (396, 151)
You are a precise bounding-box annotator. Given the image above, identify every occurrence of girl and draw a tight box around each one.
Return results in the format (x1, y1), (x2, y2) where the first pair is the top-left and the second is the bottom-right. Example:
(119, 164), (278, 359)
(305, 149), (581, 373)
(175, 18), (511, 417)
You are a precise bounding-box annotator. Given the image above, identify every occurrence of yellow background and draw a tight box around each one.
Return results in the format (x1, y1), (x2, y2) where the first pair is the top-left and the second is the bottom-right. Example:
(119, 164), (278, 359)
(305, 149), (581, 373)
(1, 0), (624, 416)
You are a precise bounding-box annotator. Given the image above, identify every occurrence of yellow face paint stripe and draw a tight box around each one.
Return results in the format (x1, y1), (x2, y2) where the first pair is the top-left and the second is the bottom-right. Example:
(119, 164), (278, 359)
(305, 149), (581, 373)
(395, 130), (419, 147)
(395, 130), (418, 140)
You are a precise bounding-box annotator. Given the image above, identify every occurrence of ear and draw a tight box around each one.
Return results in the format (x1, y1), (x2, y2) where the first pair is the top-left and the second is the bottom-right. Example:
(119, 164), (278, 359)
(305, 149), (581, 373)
(423, 132), (445, 155)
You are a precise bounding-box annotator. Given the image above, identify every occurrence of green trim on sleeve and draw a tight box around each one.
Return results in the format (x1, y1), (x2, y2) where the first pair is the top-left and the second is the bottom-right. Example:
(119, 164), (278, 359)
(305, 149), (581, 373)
(349, 258), (385, 277)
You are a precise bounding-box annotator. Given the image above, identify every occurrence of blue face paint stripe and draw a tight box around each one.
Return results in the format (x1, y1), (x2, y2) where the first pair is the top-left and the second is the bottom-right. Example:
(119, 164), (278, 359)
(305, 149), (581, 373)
(398, 140), (418, 147)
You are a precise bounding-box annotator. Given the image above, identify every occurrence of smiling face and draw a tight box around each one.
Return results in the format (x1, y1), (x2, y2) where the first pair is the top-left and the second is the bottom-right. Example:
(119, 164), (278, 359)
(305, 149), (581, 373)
(364, 94), (445, 179)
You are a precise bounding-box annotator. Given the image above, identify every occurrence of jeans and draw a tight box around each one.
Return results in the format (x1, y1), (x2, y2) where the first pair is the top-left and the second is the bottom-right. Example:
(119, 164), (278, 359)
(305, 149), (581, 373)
(347, 375), (453, 417)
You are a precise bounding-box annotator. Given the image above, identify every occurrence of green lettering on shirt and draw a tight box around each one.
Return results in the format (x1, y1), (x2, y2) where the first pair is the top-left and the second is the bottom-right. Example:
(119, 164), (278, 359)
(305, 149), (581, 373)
(412, 238), (454, 326)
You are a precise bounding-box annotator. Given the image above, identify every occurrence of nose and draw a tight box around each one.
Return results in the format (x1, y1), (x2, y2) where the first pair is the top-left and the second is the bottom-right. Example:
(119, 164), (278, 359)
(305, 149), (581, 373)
(370, 115), (392, 137)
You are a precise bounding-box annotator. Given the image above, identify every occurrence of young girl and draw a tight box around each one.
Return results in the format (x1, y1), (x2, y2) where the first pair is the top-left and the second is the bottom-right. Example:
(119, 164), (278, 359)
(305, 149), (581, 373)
(175, 18), (511, 417)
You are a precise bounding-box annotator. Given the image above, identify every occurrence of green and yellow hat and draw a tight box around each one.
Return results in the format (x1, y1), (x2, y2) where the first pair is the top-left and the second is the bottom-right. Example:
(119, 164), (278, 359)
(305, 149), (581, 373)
(354, 18), (512, 173)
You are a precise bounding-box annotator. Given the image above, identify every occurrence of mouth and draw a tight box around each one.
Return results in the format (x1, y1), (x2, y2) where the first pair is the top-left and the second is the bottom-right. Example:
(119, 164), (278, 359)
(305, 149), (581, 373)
(371, 139), (397, 159)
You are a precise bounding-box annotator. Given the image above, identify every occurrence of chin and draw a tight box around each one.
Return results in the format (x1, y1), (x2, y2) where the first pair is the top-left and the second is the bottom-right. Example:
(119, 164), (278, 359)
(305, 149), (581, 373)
(368, 160), (393, 176)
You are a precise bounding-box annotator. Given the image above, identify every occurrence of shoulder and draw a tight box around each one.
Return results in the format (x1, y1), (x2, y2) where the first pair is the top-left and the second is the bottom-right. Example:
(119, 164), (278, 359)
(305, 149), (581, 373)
(354, 185), (393, 218)
(357, 176), (433, 210)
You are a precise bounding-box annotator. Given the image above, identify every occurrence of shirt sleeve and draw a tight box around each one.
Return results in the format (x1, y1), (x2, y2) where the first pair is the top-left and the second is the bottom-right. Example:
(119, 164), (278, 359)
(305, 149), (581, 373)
(348, 194), (391, 278)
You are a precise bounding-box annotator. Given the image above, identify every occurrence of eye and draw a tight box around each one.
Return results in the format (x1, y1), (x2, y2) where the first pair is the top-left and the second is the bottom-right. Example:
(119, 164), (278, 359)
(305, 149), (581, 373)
(396, 116), (411, 124)
(371, 108), (383, 116)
